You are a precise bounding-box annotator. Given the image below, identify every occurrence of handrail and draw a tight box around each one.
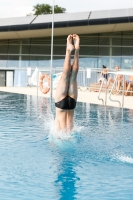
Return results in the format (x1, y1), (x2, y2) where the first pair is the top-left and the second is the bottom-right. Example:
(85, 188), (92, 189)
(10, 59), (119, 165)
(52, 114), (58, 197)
(108, 74), (121, 107)
(22, 67), (133, 104)
(97, 78), (108, 106)
(98, 82), (104, 105)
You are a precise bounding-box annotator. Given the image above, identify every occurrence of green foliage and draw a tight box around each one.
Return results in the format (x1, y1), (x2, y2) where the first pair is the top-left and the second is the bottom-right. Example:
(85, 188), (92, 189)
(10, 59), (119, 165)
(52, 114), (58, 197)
(33, 4), (66, 15)
(54, 5), (66, 13)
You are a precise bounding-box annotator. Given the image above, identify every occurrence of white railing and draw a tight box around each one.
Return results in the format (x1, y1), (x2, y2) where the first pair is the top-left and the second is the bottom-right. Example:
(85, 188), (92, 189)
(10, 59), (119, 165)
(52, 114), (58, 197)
(2, 67), (133, 99)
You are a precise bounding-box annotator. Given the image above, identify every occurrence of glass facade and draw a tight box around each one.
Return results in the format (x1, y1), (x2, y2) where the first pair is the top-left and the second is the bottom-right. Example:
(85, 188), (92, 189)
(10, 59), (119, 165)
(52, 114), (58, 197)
(0, 31), (133, 69)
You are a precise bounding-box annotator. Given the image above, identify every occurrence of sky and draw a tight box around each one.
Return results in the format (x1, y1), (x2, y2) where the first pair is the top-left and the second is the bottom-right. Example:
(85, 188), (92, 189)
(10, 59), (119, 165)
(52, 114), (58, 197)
(0, 0), (133, 18)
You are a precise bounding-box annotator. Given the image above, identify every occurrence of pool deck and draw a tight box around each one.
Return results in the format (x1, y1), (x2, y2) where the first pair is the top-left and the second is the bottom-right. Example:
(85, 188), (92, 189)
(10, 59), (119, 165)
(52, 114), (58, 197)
(0, 86), (133, 109)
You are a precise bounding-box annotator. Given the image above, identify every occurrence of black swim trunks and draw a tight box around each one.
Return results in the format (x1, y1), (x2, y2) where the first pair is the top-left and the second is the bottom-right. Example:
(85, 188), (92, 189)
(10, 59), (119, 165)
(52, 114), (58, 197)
(55, 96), (76, 110)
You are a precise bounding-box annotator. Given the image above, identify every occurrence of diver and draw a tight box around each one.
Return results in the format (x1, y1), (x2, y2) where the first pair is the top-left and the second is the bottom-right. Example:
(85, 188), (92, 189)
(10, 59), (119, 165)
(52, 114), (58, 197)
(54, 34), (80, 132)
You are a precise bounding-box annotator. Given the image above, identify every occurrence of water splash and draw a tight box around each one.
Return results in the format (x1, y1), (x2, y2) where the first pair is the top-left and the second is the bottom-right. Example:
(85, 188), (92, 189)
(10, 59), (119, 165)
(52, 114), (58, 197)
(49, 122), (83, 141)
(114, 153), (133, 164)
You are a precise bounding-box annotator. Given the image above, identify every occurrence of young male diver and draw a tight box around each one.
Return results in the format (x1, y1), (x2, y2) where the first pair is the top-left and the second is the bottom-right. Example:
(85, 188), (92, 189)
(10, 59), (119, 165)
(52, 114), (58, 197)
(54, 34), (80, 132)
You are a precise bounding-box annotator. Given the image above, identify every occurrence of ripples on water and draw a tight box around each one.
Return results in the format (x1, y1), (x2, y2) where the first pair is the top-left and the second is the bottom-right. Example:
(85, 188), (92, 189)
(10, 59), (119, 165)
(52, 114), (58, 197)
(0, 92), (133, 200)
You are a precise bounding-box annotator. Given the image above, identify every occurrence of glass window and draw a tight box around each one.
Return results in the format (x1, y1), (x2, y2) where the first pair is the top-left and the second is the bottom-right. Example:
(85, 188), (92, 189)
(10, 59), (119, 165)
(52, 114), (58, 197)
(111, 57), (121, 68)
(22, 45), (30, 54)
(79, 57), (98, 68)
(0, 31), (133, 70)
(99, 37), (110, 45)
(123, 31), (133, 37)
(81, 46), (98, 56)
(38, 56), (51, 68)
(53, 56), (64, 68)
(112, 38), (122, 46)
(112, 47), (121, 56)
(29, 56), (51, 68)
(22, 39), (31, 45)
(29, 55), (40, 67)
(30, 45), (51, 55)
(53, 45), (65, 55)
(122, 47), (133, 56)
(81, 36), (99, 45)
(0, 55), (7, 68)
(31, 37), (51, 45)
(0, 45), (8, 54)
(99, 47), (110, 56)
(121, 57), (133, 69)
(8, 45), (19, 54)
(7, 56), (19, 68)
(97, 57), (110, 68)
(122, 37), (133, 46)
(21, 56), (29, 68)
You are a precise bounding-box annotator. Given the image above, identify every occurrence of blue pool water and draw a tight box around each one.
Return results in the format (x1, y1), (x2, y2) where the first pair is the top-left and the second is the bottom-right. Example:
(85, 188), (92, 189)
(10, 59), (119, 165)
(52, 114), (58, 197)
(0, 92), (133, 200)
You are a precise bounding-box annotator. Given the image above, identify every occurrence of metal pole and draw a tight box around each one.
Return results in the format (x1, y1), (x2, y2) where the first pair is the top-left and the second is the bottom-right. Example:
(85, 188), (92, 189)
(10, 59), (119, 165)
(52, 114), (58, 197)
(109, 74), (121, 107)
(37, 70), (39, 97)
(25, 67), (27, 87)
(122, 75), (125, 108)
(105, 80), (107, 106)
(98, 79), (104, 105)
(50, 0), (54, 101)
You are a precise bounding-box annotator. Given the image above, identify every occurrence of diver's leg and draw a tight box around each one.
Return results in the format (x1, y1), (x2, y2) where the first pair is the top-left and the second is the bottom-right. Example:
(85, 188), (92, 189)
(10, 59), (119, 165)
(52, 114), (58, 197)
(55, 34), (74, 102)
(68, 34), (80, 100)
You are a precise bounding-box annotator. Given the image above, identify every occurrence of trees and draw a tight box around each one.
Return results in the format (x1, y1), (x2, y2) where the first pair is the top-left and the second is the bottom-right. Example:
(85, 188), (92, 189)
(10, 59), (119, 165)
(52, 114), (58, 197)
(54, 5), (66, 13)
(32, 4), (66, 15)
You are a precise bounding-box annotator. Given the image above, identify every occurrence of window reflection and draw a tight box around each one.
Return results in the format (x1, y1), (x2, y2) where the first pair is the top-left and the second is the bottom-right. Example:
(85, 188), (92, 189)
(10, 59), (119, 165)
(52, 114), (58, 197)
(0, 31), (133, 69)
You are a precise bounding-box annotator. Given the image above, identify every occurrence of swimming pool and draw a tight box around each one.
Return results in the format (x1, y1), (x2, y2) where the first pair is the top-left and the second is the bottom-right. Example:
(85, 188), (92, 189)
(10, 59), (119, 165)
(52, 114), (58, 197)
(0, 92), (133, 200)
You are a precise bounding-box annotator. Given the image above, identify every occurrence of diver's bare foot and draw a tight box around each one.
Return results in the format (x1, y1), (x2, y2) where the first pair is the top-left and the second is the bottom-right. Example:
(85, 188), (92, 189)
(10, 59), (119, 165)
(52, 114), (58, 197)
(67, 34), (74, 52)
(73, 34), (80, 50)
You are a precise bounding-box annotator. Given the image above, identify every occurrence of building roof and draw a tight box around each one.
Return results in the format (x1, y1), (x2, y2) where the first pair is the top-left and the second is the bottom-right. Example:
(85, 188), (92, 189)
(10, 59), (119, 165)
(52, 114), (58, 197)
(0, 8), (133, 39)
